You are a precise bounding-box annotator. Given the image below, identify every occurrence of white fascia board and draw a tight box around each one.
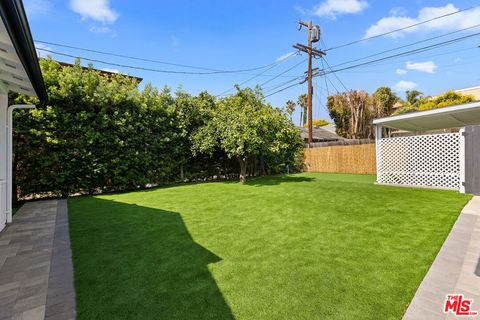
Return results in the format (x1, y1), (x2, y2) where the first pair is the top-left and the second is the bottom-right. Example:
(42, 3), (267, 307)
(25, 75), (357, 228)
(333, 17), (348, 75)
(373, 101), (480, 126)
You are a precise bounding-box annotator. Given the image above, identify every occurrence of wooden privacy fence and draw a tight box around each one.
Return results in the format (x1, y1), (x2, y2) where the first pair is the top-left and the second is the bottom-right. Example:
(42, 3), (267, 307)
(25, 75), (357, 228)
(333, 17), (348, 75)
(304, 141), (376, 174)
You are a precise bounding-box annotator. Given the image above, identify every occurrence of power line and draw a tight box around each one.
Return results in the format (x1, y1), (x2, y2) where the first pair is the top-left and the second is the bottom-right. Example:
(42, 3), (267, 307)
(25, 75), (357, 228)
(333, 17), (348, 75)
(265, 31), (480, 98)
(259, 58), (307, 87)
(336, 45), (477, 71)
(37, 48), (301, 77)
(322, 57), (348, 92)
(330, 24), (480, 69)
(264, 81), (302, 98)
(324, 5), (480, 51)
(259, 44), (324, 97)
(320, 58), (331, 97)
(317, 31), (480, 77)
(325, 73), (340, 94)
(36, 40), (284, 73)
(215, 51), (299, 96)
(292, 20), (326, 144)
(313, 80), (330, 115)
(263, 75), (304, 94)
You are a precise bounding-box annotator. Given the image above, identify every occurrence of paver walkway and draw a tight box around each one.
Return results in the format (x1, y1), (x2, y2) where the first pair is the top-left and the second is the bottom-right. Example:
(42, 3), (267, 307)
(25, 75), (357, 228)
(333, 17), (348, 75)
(0, 199), (75, 320)
(403, 196), (480, 319)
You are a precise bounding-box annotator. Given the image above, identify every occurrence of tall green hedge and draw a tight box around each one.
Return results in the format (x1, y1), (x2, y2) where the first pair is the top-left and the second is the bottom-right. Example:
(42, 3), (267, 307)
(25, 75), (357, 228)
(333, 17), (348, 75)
(11, 58), (303, 198)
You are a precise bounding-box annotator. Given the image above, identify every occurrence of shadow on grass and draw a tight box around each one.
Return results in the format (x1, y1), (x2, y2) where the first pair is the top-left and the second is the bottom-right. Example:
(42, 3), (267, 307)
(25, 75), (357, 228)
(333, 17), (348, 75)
(135, 174), (315, 193)
(244, 175), (314, 186)
(68, 197), (234, 320)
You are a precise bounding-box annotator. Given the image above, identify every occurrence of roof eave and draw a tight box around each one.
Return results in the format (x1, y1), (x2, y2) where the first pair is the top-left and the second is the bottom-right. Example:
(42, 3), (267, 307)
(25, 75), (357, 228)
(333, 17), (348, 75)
(0, 0), (47, 102)
(373, 101), (480, 128)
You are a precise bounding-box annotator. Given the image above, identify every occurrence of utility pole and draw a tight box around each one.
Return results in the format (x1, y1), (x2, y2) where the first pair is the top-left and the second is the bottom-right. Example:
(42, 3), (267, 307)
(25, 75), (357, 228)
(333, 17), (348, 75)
(293, 21), (326, 145)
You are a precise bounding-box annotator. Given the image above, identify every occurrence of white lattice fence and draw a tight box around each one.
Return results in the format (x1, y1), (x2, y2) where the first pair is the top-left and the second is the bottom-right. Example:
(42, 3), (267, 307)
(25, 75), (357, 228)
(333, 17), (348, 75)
(377, 133), (460, 190)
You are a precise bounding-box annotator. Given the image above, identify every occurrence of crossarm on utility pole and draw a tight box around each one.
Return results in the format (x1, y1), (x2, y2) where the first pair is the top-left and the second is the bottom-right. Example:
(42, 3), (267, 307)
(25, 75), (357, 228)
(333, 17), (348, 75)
(293, 20), (326, 146)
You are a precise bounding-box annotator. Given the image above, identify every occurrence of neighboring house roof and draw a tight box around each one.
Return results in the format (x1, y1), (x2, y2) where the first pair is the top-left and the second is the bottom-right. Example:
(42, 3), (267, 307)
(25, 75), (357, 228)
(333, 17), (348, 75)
(320, 123), (337, 133)
(0, 0), (47, 101)
(455, 86), (480, 100)
(57, 61), (143, 84)
(298, 126), (344, 142)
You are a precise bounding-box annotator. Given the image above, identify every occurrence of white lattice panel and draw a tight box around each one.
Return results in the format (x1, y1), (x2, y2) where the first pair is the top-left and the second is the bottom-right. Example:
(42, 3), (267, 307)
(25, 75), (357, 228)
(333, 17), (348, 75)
(377, 133), (460, 190)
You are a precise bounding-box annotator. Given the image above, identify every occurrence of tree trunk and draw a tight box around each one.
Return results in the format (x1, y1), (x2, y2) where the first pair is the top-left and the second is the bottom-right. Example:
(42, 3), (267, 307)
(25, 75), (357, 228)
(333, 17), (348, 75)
(303, 106), (307, 126)
(260, 153), (266, 176)
(238, 156), (247, 183)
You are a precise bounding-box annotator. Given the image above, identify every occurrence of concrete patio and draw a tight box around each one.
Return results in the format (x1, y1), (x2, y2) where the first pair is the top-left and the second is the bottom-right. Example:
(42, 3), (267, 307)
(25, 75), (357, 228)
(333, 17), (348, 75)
(404, 196), (480, 319)
(0, 200), (75, 320)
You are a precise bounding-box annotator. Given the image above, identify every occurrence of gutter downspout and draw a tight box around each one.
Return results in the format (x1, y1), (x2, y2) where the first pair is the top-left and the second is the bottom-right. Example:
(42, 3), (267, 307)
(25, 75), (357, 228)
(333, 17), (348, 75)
(6, 104), (34, 223)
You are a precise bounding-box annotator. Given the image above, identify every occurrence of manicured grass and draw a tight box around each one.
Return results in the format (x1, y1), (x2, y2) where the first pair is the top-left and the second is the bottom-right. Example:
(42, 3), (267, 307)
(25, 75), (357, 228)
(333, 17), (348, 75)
(68, 173), (471, 319)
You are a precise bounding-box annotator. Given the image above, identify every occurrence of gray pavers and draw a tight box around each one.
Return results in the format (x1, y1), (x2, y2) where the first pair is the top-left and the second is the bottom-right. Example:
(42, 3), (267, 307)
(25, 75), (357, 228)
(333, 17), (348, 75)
(403, 196), (480, 320)
(45, 200), (75, 320)
(0, 200), (76, 320)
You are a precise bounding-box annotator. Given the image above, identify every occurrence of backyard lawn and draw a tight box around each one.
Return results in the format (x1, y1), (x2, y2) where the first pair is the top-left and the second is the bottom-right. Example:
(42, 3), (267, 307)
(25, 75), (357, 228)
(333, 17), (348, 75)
(68, 173), (471, 320)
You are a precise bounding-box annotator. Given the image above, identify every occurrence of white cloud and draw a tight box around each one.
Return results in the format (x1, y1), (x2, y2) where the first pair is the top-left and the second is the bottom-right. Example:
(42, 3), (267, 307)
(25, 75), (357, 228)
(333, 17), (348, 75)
(396, 68), (407, 75)
(394, 80), (417, 92)
(389, 7), (407, 16)
(309, 0), (368, 19)
(406, 61), (437, 73)
(89, 25), (112, 34)
(276, 52), (295, 62)
(34, 42), (52, 58)
(365, 3), (480, 38)
(70, 0), (118, 24)
(365, 16), (416, 38)
(25, 0), (52, 16)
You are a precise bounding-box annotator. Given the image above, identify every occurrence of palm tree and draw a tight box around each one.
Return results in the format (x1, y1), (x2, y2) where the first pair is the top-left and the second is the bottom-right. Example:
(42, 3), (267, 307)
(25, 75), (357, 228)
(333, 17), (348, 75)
(297, 94), (308, 126)
(285, 100), (296, 120)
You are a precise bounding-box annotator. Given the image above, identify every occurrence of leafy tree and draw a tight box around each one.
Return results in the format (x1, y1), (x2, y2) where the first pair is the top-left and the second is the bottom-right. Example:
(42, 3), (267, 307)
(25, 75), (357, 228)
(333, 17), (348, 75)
(405, 90), (423, 106)
(326, 86), (400, 138)
(326, 95), (349, 138)
(418, 90), (475, 110)
(303, 119), (330, 127)
(191, 87), (303, 183)
(372, 87), (399, 118)
(11, 58), (304, 198)
(393, 103), (418, 115)
(394, 90), (474, 114)
(13, 58), (183, 196)
(327, 90), (372, 139)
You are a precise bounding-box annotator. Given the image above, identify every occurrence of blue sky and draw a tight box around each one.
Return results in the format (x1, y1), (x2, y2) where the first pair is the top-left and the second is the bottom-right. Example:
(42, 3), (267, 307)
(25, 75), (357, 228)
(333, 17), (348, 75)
(25, 0), (480, 123)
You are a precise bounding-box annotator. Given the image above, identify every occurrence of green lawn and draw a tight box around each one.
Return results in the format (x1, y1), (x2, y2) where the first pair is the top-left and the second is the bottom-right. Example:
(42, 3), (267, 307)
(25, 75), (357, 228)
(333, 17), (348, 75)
(68, 173), (471, 320)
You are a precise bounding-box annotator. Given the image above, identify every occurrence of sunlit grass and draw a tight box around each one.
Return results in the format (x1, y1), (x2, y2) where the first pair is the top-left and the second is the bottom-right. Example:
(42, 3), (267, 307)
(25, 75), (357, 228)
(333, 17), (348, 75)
(68, 173), (471, 319)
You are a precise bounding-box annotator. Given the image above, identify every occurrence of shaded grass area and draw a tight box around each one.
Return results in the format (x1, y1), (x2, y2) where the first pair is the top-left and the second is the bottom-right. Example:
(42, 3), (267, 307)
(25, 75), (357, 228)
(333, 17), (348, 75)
(68, 173), (471, 319)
